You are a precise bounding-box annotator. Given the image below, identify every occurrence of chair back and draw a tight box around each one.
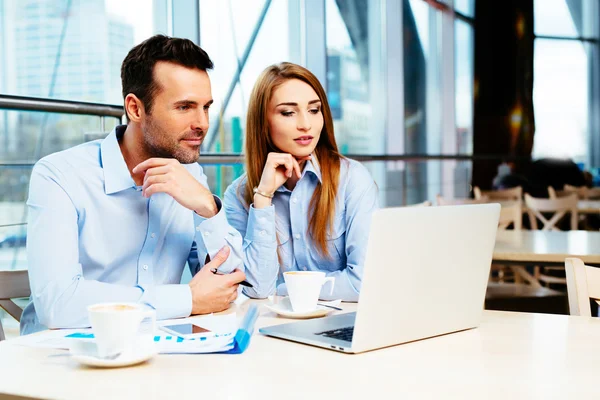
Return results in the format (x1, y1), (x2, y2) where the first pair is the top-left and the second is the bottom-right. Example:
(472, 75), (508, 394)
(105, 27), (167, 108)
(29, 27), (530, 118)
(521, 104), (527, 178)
(564, 184), (600, 200)
(0, 270), (31, 341)
(497, 201), (522, 231)
(474, 186), (522, 201)
(404, 201), (432, 207)
(436, 195), (489, 206)
(565, 258), (600, 316)
(524, 193), (578, 231)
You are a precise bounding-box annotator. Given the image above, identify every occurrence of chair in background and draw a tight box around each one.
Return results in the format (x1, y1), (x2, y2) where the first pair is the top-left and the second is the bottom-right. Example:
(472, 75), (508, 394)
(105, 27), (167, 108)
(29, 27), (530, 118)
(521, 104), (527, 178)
(436, 195), (489, 206)
(565, 257), (600, 317)
(404, 201), (432, 207)
(524, 193), (578, 287)
(491, 200), (525, 284)
(547, 186), (569, 199)
(0, 271), (30, 341)
(497, 200), (523, 230)
(474, 186), (522, 201)
(563, 184), (600, 200)
(524, 193), (578, 231)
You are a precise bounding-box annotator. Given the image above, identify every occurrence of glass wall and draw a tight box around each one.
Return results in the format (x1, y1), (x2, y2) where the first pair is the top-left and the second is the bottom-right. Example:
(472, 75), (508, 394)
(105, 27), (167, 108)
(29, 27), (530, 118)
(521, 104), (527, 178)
(325, 0), (372, 155)
(400, 0), (474, 204)
(199, 0), (292, 194)
(532, 0), (599, 165)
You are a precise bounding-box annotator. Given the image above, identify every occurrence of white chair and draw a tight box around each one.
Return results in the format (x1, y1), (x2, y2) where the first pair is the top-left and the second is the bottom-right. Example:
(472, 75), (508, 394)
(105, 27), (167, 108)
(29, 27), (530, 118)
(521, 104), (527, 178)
(565, 258), (600, 317)
(474, 186), (522, 201)
(436, 195), (489, 206)
(524, 193), (578, 231)
(404, 201), (432, 207)
(564, 184), (600, 200)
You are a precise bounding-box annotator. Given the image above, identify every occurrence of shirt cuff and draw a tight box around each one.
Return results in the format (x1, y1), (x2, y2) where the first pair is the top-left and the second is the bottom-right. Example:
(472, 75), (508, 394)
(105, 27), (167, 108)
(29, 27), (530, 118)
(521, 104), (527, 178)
(246, 204), (277, 243)
(140, 284), (192, 320)
(194, 195), (243, 274)
(193, 196), (239, 248)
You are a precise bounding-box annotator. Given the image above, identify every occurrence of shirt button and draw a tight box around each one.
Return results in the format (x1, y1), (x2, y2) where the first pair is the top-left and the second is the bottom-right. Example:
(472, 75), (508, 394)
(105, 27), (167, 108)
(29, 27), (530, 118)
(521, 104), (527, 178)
(302, 266), (308, 271)
(143, 265), (148, 271)
(292, 198), (298, 204)
(203, 231), (211, 237)
(151, 233), (156, 238)
(196, 226), (201, 232)
(260, 230), (266, 236)
(294, 234), (301, 240)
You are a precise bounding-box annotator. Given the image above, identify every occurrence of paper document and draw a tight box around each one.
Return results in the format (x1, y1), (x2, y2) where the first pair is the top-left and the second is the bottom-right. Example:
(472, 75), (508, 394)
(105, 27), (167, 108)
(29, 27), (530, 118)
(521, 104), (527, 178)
(10, 305), (259, 355)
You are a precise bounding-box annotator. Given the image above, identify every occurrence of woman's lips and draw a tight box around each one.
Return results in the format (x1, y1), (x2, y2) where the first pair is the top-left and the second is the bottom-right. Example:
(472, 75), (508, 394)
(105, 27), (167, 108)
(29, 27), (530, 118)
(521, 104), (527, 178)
(294, 136), (313, 146)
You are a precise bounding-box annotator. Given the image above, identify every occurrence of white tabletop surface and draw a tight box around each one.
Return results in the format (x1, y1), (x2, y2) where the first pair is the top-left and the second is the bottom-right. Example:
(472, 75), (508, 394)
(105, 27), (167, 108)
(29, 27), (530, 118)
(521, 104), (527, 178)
(493, 229), (600, 264)
(1, 299), (600, 399)
(578, 200), (600, 214)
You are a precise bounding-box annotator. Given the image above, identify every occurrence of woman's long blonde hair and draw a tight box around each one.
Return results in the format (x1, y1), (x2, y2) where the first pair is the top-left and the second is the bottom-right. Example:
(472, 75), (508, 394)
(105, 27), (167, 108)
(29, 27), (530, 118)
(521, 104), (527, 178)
(243, 62), (342, 258)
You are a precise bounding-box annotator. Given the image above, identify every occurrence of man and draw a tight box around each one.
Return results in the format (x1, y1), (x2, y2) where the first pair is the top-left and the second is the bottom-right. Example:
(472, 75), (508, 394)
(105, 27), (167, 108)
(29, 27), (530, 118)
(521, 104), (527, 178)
(21, 35), (246, 335)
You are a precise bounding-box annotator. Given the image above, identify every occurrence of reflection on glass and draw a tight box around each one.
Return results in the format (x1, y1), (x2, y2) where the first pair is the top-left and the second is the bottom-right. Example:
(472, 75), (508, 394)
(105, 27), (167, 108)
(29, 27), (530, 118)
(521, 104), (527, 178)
(200, 0), (290, 151)
(325, 0), (370, 155)
(379, 160), (472, 207)
(1, 0), (166, 104)
(534, 0), (598, 38)
(532, 39), (588, 162)
(455, 19), (474, 155)
(404, 0), (443, 203)
(0, 110), (119, 162)
(454, 0), (474, 17)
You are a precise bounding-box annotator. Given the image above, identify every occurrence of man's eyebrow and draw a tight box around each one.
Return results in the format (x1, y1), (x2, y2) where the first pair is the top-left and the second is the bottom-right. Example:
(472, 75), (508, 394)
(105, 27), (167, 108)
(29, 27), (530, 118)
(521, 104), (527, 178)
(173, 99), (213, 107)
(173, 100), (198, 106)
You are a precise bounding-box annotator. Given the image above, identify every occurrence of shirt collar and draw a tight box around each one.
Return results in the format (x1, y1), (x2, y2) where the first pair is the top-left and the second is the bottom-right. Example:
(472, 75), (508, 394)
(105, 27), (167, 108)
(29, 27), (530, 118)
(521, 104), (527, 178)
(303, 154), (323, 183)
(100, 125), (136, 195)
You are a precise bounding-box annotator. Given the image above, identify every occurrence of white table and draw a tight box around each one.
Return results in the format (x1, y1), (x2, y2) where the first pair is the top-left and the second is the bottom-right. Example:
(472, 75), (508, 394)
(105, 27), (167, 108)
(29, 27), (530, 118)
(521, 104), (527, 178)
(578, 200), (600, 214)
(1, 300), (600, 399)
(493, 230), (600, 266)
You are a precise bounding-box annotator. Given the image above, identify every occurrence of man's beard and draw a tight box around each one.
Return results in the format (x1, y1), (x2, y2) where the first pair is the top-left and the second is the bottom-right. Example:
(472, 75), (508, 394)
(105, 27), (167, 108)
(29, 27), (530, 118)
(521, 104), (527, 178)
(142, 116), (201, 164)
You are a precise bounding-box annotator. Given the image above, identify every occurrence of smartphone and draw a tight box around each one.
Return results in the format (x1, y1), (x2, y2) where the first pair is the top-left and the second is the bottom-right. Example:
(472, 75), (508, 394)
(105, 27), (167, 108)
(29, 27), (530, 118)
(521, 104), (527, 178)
(160, 323), (212, 339)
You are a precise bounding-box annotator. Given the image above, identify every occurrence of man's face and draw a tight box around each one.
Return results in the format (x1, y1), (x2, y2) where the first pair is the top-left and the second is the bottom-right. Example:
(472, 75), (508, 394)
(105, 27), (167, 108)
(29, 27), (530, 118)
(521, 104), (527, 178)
(140, 61), (213, 164)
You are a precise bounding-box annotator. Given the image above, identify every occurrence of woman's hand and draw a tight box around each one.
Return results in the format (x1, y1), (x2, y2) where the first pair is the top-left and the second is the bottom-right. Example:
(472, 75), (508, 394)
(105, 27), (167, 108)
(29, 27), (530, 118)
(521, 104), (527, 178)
(253, 152), (310, 208)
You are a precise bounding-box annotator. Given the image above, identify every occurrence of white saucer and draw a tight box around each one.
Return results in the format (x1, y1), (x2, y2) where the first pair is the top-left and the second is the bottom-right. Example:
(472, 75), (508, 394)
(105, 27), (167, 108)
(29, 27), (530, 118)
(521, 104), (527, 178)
(70, 340), (157, 368)
(264, 297), (340, 319)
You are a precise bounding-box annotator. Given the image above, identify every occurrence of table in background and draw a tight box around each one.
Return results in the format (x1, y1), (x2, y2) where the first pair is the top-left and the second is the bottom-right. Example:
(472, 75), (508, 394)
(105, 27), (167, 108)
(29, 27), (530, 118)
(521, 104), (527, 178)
(493, 230), (600, 266)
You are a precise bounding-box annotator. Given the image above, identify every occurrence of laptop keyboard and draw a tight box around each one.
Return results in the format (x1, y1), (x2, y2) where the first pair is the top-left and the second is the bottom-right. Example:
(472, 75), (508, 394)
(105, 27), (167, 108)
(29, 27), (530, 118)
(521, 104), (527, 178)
(316, 326), (354, 342)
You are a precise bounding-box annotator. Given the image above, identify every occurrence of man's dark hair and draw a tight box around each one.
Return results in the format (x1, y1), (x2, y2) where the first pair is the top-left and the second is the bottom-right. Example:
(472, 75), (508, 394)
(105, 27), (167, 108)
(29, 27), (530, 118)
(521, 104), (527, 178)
(121, 35), (214, 118)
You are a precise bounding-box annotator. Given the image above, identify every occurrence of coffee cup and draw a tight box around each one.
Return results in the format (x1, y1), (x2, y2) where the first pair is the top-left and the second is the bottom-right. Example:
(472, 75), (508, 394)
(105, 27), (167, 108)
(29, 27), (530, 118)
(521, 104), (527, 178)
(87, 302), (155, 358)
(283, 271), (335, 312)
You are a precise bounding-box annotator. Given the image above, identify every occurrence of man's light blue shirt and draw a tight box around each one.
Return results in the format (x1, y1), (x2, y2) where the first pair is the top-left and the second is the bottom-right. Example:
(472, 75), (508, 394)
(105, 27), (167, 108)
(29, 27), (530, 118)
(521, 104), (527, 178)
(224, 157), (378, 301)
(21, 125), (243, 335)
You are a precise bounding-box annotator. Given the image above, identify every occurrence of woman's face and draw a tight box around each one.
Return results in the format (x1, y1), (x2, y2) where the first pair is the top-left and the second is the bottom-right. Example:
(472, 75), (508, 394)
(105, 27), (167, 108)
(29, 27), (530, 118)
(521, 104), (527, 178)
(267, 78), (324, 158)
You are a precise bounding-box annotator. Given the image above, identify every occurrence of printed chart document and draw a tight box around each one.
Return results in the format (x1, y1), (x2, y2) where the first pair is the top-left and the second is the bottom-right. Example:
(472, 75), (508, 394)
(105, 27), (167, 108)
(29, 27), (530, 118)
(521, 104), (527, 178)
(10, 305), (258, 355)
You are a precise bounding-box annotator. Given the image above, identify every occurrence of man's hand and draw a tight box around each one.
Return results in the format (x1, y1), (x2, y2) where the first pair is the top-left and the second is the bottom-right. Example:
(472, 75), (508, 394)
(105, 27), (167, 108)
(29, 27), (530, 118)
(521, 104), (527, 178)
(132, 158), (217, 217)
(188, 246), (246, 314)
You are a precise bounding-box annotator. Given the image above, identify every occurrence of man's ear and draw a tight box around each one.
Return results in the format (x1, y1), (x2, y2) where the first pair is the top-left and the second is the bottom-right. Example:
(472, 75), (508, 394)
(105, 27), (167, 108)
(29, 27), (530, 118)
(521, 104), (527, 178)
(124, 94), (145, 123)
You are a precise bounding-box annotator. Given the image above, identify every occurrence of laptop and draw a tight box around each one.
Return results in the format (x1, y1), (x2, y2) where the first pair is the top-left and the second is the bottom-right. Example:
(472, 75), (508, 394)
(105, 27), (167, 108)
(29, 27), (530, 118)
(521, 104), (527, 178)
(259, 203), (500, 353)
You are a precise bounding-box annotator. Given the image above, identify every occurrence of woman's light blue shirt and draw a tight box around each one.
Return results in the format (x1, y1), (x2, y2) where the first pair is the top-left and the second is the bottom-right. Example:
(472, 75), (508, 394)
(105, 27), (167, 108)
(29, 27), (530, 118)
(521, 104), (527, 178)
(224, 157), (379, 301)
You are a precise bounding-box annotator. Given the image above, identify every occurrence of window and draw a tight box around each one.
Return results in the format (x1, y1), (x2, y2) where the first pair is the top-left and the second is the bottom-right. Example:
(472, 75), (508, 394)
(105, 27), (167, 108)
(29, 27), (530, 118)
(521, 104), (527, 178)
(532, 0), (598, 164)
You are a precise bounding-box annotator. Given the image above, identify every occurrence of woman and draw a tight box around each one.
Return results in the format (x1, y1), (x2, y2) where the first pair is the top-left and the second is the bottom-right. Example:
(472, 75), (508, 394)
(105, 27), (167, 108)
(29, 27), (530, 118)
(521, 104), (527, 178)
(224, 62), (378, 301)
